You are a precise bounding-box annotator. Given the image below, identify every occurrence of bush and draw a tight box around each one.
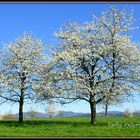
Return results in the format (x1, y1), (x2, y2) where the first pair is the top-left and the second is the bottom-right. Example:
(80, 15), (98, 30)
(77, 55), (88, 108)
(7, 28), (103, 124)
(123, 108), (133, 117)
(1, 110), (15, 120)
(1, 114), (15, 120)
(28, 111), (37, 119)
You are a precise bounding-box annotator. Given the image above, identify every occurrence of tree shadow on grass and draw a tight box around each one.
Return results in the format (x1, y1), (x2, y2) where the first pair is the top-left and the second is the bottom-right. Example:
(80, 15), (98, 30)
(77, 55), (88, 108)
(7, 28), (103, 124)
(0, 119), (107, 127)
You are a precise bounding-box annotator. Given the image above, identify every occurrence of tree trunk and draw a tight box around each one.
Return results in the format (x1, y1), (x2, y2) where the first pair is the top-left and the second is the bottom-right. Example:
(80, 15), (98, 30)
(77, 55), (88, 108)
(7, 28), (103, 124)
(18, 98), (23, 123)
(105, 104), (108, 117)
(18, 72), (26, 123)
(90, 102), (96, 125)
(18, 82), (24, 123)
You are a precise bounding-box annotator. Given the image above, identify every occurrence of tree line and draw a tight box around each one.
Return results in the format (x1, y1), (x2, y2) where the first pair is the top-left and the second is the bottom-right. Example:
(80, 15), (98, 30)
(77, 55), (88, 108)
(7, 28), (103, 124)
(0, 6), (140, 125)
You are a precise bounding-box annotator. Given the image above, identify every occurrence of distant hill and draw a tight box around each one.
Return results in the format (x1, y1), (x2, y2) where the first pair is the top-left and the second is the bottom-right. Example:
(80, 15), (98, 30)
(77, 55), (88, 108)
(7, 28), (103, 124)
(97, 111), (124, 117)
(11, 111), (86, 119)
(75, 111), (124, 117)
(10, 110), (140, 118)
(12, 112), (47, 119)
(133, 111), (140, 116)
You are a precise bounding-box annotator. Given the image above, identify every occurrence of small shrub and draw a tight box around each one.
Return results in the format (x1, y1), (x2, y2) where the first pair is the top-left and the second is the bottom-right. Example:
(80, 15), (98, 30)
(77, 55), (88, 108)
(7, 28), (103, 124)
(2, 114), (15, 120)
(123, 108), (133, 117)
(28, 106), (37, 119)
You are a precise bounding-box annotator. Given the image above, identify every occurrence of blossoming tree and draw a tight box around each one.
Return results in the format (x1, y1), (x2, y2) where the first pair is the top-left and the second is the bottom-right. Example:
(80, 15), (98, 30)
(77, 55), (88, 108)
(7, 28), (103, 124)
(0, 33), (45, 122)
(29, 7), (140, 124)
(96, 6), (140, 118)
(35, 7), (140, 125)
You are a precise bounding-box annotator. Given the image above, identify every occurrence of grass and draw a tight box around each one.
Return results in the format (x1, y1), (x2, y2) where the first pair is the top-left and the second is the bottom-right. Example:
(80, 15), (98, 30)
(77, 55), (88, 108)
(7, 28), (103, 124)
(0, 117), (140, 137)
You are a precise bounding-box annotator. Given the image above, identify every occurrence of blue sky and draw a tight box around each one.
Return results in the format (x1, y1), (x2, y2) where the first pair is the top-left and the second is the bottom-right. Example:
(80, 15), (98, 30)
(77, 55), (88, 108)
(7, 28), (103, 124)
(0, 3), (140, 114)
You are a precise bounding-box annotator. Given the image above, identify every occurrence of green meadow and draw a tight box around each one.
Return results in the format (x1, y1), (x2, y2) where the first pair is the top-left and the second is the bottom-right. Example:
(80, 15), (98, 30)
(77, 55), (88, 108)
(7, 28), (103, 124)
(0, 117), (140, 137)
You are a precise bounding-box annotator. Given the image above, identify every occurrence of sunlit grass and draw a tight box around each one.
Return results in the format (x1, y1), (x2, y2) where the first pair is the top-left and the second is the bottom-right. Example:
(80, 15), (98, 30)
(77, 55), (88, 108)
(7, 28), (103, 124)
(0, 117), (139, 137)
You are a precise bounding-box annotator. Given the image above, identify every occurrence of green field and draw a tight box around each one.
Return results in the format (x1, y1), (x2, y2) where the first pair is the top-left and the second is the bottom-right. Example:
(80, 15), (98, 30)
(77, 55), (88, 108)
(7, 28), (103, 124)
(0, 117), (140, 137)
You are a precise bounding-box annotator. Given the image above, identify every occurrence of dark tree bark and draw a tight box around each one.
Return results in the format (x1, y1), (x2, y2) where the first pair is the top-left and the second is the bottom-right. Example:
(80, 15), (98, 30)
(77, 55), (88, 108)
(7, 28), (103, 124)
(90, 101), (96, 125)
(104, 96), (109, 117)
(18, 96), (24, 123)
(90, 102), (93, 124)
(105, 104), (108, 117)
(18, 72), (26, 123)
